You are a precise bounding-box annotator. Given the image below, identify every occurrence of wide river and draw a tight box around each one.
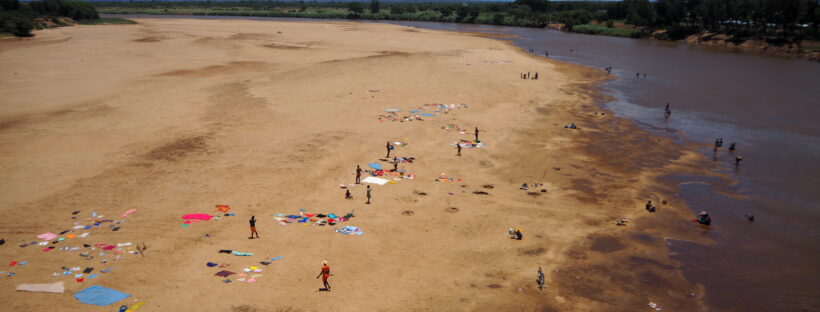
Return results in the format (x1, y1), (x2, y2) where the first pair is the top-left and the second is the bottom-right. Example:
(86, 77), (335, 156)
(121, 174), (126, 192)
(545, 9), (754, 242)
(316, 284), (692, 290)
(108, 14), (820, 311)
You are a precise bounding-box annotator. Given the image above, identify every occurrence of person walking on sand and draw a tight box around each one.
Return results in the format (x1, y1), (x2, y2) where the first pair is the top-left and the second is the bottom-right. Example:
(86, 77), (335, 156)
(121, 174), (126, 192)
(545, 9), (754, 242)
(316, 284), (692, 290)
(316, 260), (332, 291)
(249, 216), (259, 239)
(457, 143), (462, 157)
(475, 126), (480, 141)
(366, 185), (372, 204)
(355, 165), (362, 184)
(386, 142), (393, 158)
(392, 156), (399, 171)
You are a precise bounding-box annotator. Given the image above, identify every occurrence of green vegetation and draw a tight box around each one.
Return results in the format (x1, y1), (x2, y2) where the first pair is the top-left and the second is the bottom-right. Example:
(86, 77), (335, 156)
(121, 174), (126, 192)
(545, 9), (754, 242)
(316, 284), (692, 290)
(77, 17), (136, 25)
(571, 23), (641, 38)
(92, 0), (819, 42)
(1, 0), (109, 36)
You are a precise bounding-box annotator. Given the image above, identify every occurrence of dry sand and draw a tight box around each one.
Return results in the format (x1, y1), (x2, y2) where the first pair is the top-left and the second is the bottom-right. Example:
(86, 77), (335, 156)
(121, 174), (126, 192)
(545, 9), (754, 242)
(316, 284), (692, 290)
(0, 18), (715, 311)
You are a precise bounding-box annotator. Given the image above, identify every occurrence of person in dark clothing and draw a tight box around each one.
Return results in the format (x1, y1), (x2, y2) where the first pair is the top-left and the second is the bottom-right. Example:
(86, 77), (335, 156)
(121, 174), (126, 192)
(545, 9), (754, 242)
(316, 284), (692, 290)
(664, 103), (671, 115)
(249, 216), (259, 239)
(515, 228), (523, 240)
(735, 155), (743, 166)
(355, 165), (362, 184)
(457, 143), (462, 157)
(645, 200), (652, 211)
(386, 142), (393, 157)
(366, 185), (372, 204)
(345, 189), (352, 199)
(534, 72), (539, 80)
(475, 127), (480, 141)
(729, 143), (736, 152)
(392, 157), (399, 171)
(696, 211), (711, 226)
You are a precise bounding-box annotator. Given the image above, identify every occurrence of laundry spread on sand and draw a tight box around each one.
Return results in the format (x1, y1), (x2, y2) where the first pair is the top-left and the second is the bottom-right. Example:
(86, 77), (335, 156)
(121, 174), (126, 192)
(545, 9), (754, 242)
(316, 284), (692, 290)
(37, 233), (58, 241)
(441, 124), (471, 134)
(361, 177), (389, 185)
(451, 140), (484, 148)
(368, 162), (382, 170)
(377, 103), (469, 122)
(16, 282), (65, 293)
(182, 214), (213, 221)
(336, 226), (364, 235)
(436, 173), (461, 182)
(273, 211), (354, 227)
(73, 285), (131, 306)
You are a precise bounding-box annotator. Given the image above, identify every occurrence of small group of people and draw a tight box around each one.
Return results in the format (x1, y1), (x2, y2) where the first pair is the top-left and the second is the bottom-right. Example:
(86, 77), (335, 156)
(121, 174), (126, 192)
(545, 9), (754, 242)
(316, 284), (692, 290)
(352, 165), (373, 204)
(457, 127), (480, 157)
(714, 138), (743, 166)
(520, 72), (539, 80)
(604, 66), (613, 75)
(636, 72), (647, 78)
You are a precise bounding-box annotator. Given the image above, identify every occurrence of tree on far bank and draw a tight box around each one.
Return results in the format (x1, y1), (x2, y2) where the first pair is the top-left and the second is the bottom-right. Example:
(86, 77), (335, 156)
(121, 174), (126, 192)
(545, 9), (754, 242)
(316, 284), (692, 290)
(348, 1), (364, 15)
(370, 0), (379, 14)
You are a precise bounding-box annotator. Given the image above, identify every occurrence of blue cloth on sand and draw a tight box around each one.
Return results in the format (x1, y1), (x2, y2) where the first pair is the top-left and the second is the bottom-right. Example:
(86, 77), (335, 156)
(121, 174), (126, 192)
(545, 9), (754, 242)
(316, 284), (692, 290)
(368, 163), (382, 170)
(73, 285), (131, 306)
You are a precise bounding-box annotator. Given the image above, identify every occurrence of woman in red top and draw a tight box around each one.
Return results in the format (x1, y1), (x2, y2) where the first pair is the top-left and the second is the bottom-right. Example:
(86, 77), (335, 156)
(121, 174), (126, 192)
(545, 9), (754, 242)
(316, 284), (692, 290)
(316, 260), (332, 291)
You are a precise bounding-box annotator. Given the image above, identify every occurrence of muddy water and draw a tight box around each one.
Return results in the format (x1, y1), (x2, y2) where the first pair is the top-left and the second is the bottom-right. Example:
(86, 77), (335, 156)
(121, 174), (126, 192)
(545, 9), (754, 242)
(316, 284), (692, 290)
(382, 21), (820, 311)
(109, 15), (820, 311)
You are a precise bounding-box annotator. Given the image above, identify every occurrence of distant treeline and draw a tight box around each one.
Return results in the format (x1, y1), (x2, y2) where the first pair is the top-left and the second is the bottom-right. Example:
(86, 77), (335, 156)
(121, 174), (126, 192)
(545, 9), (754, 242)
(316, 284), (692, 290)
(94, 0), (818, 40)
(1, 0), (100, 36)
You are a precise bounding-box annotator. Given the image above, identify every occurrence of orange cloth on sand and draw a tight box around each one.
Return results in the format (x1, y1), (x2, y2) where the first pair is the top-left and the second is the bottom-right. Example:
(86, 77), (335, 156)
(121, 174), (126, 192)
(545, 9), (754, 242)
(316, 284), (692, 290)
(216, 205), (231, 212)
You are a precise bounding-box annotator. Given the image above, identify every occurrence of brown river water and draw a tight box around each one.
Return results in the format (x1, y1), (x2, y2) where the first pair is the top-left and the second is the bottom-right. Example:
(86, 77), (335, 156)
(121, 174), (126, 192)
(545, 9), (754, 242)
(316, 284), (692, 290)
(109, 15), (820, 311)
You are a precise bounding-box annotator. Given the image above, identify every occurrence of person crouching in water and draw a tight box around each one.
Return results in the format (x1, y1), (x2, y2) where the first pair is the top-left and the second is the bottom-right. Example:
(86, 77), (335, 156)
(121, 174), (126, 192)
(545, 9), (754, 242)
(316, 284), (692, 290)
(695, 211), (711, 226)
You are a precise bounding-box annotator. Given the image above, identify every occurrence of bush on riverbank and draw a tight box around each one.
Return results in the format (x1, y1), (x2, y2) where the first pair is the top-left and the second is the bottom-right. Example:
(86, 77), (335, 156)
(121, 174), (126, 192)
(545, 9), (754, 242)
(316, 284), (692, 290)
(1, 0), (104, 36)
(571, 24), (641, 38)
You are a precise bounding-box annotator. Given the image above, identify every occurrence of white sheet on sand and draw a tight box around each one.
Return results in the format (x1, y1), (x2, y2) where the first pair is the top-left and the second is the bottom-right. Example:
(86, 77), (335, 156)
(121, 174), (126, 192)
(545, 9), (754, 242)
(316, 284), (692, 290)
(361, 177), (389, 185)
(16, 282), (65, 293)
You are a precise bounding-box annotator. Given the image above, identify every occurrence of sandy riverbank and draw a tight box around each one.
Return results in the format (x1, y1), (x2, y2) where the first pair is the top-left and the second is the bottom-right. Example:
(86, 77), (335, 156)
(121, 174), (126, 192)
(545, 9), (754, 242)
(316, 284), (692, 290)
(0, 18), (713, 311)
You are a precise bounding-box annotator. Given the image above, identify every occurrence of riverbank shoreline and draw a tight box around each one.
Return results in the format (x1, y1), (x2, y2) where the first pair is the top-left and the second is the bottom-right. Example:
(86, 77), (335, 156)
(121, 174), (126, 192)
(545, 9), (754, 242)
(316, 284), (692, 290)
(98, 13), (820, 61)
(1, 17), (729, 311)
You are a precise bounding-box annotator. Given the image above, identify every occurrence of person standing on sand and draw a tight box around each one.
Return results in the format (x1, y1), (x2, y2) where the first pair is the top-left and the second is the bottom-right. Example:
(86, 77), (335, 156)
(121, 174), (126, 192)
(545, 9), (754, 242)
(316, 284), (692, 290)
(534, 72), (538, 80)
(386, 142), (393, 158)
(457, 143), (462, 157)
(475, 127), (480, 141)
(316, 260), (332, 291)
(366, 185), (372, 204)
(735, 155), (743, 166)
(249, 216), (259, 239)
(392, 156), (399, 171)
(355, 165), (362, 184)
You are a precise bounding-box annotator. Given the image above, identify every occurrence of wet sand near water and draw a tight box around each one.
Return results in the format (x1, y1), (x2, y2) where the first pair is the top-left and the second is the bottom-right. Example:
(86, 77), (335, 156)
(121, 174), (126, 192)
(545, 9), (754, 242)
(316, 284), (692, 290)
(1, 18), (715, 311)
